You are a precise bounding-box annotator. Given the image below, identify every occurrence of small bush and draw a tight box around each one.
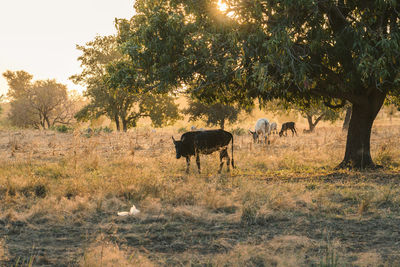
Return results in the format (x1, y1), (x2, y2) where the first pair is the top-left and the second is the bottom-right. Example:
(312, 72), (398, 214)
(231, 127), (246, 136)
(102, 126), (113, 133)
(375, 145), (398, 167)
(241, 204), (258, 225)
(56, 125), (73, 133)
(177, 127), (188, 134)
(33, 184), (47, 198)
(34, 165), (65, 180)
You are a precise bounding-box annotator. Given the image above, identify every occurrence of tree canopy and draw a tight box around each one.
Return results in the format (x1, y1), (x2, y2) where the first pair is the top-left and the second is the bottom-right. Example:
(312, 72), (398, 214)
(3, 70), (74, 129)
(266, 98), (342, 132)
(118, 0), (400, 169)
(71, 35), (181, 131)
(184, 98), (242, 129)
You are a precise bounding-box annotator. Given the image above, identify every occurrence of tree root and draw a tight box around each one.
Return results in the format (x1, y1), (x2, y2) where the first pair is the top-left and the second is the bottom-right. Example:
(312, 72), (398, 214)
(335, 160), (384, 171)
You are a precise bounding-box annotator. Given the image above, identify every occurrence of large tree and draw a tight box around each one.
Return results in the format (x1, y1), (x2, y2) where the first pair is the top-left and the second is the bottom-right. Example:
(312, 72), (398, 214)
(119, 0), (400, 169)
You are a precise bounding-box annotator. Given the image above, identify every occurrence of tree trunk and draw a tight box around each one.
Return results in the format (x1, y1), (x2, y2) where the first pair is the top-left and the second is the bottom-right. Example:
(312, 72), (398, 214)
(337, 91), (386, 169)
(45, 116), (51, 129)
(342, 106), (352, 131)
(306, 115), (316, 132)
(115, 115), (120, 131)
(122, 119), (128, 132)
(306, 114), (323, 132)
(220, 119), (225, 130)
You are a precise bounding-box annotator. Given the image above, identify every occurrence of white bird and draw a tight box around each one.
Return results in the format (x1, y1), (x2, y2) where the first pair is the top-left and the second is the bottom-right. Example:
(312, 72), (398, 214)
(117, 204), (140, 216)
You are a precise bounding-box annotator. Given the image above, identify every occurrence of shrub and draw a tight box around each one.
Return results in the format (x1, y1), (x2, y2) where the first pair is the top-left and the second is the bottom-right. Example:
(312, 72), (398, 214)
(54, 125), (73, 133)
(231, 127), (247, 136)
(177, 127), (188, 134)
(102, 126), (113, 133)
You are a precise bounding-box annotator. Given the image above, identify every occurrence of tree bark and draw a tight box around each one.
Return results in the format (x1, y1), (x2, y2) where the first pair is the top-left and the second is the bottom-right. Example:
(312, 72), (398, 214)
(342, 106), (352, 131)
(122, 119), (128, 132)
(220, 119), (225, 130)
(306, 115), (315, 132)
(306, 114), (323, 132)
(337, 90), (386, 169)
(45, 116), (51, 129)
(115, 115), (120, 131)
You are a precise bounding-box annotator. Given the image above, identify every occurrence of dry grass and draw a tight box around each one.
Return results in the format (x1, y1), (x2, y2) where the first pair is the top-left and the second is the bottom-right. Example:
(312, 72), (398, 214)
(1, 116), (400, 266)
(81, 238), (155, 267)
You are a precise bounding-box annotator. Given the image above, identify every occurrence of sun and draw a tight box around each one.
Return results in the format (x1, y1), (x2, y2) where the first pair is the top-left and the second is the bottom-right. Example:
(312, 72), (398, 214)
(217, 0), (228, 12)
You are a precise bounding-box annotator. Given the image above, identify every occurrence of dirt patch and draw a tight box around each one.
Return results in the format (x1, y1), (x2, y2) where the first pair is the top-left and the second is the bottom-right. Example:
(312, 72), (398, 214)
(1, 206), (400, 266)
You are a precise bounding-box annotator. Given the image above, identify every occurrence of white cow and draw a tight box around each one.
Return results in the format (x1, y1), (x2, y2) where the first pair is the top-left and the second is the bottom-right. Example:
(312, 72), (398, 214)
(249, 118), (271, 144)
(270, 122), (278, 134)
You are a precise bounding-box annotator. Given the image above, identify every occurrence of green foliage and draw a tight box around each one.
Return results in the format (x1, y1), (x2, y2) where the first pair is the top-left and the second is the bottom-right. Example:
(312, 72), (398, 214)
(120, 0), (400, 112)
(81, 126), (114, 138)
(118, 0), (400, 167)
(102, 126), (113, 133)
(71, 35), (125, 129)
(184, 99), (242, 129)
(72, 35), (181, 131)
(266, 98), (343, 131)
(231, 127), (246, 136)
(53, 125), (73, 133)
(177, 126), (188, 134)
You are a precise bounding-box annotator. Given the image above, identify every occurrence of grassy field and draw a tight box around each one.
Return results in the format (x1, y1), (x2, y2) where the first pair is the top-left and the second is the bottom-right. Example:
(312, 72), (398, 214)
(1, 118), (400, 266)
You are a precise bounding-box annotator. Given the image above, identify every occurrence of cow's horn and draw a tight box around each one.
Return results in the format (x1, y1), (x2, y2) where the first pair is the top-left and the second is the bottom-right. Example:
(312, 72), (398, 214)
(172, 136), (176, 142)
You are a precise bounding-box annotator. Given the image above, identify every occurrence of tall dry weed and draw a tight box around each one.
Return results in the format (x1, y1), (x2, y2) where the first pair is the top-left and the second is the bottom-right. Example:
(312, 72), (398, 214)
(81, 240), (155, 267)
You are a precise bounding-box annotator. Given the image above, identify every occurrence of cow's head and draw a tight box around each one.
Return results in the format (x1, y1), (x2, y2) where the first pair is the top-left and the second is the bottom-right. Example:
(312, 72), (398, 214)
(279, 131), (283, 137)
(172, 136), (182, 159)
(249, 130), (258, 143)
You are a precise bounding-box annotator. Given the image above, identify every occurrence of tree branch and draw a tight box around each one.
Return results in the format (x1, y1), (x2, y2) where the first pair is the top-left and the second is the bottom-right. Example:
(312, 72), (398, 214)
(323, 99), (346, 109)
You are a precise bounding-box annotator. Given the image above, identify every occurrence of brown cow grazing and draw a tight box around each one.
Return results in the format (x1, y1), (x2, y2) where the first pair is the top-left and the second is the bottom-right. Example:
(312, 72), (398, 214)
(172, 129), (235, 174)
(279, 122), (297, 137)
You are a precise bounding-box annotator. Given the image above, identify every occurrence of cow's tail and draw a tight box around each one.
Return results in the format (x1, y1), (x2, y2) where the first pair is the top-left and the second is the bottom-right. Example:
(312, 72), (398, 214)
(231, 133), (235, 169)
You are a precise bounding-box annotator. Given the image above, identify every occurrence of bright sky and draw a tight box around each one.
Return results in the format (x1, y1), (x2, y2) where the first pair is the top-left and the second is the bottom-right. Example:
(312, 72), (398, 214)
(0, 0), (135, 97)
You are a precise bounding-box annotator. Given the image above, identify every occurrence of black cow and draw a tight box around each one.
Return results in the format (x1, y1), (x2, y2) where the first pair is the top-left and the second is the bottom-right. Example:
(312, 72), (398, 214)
(279, 122), (297, 137)
(172, 129), (235, 174)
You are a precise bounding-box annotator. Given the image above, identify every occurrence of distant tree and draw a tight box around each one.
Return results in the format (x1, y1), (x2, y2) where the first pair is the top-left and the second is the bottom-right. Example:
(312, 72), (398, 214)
(72, 35), (181, 131)
(267, 99), (342, 132)
(3, 70), (32, 99)
(70, 35), (123, 130)
(184, 99), (241, 130)
(3, 71), (73, 129)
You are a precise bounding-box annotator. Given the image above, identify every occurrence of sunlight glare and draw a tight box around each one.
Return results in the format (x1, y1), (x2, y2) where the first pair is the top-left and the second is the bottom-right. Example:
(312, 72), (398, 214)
(218, 0), (228, 12)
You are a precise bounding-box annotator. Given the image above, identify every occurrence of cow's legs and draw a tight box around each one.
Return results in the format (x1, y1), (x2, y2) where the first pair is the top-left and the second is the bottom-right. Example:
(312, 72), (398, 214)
(293, 127), (297, 136)
(219, 149), (230, 173)
(195, 152), (201, 174)
(185, 156), (191, 174)
(264, 135), (270, 145)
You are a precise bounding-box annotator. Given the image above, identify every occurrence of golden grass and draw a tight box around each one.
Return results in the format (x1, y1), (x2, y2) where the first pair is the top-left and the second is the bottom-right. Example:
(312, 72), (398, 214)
(80, 239), (155, 267)
(1, 116), (400, 265)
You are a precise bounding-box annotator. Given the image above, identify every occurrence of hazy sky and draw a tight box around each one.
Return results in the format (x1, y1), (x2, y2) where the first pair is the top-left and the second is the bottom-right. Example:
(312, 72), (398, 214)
(0, 0), (135, 96)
